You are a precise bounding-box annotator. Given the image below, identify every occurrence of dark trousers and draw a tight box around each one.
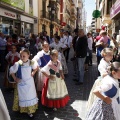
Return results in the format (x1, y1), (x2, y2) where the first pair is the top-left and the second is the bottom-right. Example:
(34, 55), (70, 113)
(88, 50), (92, 65)
(0, 50), (6, 72)
(63, 48), (70, 62)
(97, 56), (102, 76)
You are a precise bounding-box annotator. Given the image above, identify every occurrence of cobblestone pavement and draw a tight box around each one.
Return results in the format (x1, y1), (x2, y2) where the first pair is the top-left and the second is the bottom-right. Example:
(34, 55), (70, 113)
(0, 49), (98, 120)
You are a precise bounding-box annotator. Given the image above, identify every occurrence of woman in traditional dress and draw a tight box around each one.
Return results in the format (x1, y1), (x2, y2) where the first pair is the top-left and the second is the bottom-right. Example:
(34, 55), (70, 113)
(10, 49), (38, 118)
(33, 41), (51, 95)
(0, 89), (11, 120)
(87, 48), (113, 111)
(86, 62), (120, 120)
(4, 44), (20, 88)
(50, 36), (68, 74)
(41, 49), (69, 111)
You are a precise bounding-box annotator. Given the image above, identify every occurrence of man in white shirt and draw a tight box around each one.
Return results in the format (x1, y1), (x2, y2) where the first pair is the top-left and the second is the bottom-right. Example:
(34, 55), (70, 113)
(63, 31), (72, 62)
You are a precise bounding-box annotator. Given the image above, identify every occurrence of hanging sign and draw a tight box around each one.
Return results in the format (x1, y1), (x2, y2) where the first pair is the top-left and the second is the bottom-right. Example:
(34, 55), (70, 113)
(92, 10), (101, 18)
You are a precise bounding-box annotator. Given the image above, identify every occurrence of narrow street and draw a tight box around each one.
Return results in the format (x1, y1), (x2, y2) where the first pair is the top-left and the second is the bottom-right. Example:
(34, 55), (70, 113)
(0, 49), (98, 120)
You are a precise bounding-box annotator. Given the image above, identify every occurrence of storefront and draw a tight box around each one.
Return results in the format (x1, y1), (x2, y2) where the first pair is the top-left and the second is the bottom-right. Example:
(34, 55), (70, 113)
(0, 8), (18, 35)
(20, 15), (34, 37)
(110, 0), (120, 34)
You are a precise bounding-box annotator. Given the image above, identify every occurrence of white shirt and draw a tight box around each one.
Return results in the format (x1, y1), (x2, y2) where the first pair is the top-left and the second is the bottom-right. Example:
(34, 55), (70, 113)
(98, 58), (110, 77)
(50, 42), (67, 51)
(60, 37), (66, 44)
(87, 37), (93, 50)
(64, 35), (72, 48)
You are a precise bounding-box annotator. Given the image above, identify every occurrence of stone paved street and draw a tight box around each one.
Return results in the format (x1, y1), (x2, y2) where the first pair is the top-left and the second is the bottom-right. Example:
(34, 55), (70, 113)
(0, 49), (98, 120)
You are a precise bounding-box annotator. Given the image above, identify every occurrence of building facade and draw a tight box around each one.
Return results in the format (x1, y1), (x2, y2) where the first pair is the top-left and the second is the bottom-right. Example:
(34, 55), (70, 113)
(0, 0), (38, 36)
(110, 0), (120, 34)
(95, 0), (113, 34)
(38, 0), (61, 36)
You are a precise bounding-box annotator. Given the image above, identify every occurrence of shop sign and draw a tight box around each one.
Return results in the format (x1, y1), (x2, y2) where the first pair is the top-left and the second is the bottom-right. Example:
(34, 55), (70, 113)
(1, 0), (25, 10)
(0, 8), (16, 19)
(21, 15), (34, 24)
(110, 0), (120, 19)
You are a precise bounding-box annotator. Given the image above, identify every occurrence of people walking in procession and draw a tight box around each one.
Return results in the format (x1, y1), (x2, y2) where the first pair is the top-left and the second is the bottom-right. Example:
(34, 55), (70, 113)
(41, 49), (69, 111)
(10, 49), (38, 118)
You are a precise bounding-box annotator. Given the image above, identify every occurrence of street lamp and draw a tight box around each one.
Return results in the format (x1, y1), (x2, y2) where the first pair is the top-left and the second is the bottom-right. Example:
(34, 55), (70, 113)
(47, 4), (56, 37)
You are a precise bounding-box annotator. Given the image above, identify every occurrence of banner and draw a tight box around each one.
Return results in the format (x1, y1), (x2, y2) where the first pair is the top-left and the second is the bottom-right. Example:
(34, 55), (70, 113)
(1, 0), (25, 10)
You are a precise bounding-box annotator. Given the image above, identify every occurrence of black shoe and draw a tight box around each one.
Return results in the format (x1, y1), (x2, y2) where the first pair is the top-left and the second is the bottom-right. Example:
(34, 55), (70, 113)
(73, 79), (78, 82)
(85, 69), (88, 72)
(88, 64), (92, 66)
(75, 82), (83, 85)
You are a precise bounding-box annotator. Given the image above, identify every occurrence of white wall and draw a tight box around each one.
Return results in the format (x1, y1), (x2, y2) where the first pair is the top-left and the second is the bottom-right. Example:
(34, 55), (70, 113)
(25, 0), (29, 14)
(33, 0), (38, 17)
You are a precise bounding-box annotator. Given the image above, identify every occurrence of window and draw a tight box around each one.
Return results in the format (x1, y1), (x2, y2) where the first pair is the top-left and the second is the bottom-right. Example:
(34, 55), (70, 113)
(107, 0), (112, 14)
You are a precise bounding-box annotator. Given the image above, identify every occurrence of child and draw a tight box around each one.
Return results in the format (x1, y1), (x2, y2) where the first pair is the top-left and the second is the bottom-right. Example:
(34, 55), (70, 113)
(41, 49), (69, 111)
(50, 36), (68, 74)
(87, 48), (113, 111)
(86, 62), (120, 120)
(5, 44), (20, 66)
(6, 36), (13, 53)
(33, 41), (51, 95)
(4, 44), (20, 88)
(10, 49), (38, 118)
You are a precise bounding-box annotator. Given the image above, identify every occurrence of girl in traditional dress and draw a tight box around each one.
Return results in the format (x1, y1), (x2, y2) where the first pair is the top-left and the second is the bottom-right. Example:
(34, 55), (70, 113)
(87, 48), (113, 111)
(50, 36), (68, 74)
(33, 41), (51, 96)
(4, 44), (20, 88)
(41, 49), (69, 111)
(86, 62), (120, 120)
(10, 49), (38, 118)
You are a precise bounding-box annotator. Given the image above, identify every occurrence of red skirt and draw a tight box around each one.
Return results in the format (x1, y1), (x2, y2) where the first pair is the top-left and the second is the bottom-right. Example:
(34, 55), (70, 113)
(41, 78), (70, 108)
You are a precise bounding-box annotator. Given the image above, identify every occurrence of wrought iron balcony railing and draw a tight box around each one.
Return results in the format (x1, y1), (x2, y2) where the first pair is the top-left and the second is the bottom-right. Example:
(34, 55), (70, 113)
(66, 8), (70, 16)
(40, 10), (49, 19)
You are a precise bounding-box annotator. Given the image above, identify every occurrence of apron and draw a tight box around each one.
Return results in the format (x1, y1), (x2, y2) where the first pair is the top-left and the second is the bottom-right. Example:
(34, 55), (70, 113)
(17, 66), (37, 107)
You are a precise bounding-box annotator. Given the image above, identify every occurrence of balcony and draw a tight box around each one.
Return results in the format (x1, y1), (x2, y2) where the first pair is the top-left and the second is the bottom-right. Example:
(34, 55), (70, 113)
(102, 15), (112, 24)
(70, 8), (77, 19)
(56, 0), (60, 4)
(40, 10), (49, 20)
(66, 8), (70, 16)
(54, 18), (60, 25)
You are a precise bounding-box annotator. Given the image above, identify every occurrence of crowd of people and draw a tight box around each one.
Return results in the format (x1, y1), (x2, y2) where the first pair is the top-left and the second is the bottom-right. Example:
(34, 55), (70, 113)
(0, 28), (120, 120)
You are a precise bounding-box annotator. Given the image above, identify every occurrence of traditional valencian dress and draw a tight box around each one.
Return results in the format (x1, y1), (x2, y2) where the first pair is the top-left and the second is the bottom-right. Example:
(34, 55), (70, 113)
(86, 58), (110, 111)
(0, 89), (11, 120)
(50, 42), (68, 74)
(41, 60), (69, 108)
(86, 75), (120, 120)
(33, 50), (51, 91)
(4, 51), (20, 88)
(10, 60), (38, 113)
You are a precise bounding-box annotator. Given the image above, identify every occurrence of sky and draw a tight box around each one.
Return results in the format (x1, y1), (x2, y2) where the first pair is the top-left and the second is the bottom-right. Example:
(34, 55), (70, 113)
(84, 0), (96, 26)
